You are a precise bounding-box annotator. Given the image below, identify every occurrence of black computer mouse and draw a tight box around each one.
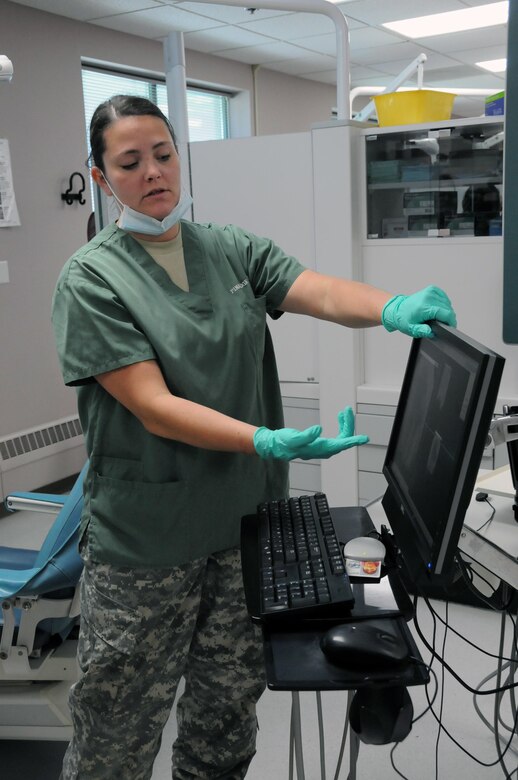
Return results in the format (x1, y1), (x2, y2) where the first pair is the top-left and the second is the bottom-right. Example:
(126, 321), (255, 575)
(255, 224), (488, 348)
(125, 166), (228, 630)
(320, 622), (410, 670)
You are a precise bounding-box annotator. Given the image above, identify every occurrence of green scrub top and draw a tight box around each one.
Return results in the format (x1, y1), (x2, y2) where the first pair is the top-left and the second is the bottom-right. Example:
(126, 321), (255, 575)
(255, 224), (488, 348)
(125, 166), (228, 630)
(52, 220), (305, 567)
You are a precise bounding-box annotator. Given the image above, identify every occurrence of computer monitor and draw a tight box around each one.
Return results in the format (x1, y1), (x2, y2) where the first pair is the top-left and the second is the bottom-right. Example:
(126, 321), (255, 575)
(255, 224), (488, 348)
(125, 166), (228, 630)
(382, 323), (504, 586)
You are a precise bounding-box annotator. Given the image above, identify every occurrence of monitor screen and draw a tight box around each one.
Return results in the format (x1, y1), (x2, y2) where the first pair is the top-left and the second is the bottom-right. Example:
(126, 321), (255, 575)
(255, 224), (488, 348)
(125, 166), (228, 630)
(382, 323), (504, 585)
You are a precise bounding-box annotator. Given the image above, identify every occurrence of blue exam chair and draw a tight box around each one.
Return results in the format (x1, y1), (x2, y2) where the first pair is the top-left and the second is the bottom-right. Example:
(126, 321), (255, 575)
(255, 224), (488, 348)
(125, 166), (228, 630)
(0, 463), (87, 739)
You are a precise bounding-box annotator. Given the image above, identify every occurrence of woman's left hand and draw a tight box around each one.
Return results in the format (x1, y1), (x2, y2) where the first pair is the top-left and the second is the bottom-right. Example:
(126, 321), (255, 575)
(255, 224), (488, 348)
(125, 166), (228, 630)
(381, 285), (457, 338)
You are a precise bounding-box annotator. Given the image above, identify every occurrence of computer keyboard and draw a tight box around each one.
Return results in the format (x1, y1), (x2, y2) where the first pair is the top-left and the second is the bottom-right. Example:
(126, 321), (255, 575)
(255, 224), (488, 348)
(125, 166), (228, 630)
(242, 492), (355, 623)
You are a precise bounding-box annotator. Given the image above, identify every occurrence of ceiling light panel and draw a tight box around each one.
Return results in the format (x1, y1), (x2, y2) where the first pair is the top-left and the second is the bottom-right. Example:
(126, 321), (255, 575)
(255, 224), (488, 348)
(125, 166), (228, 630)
(476, 58), (507, 72)
(383, 1), (508, 38)
(333, 0), (470, 27)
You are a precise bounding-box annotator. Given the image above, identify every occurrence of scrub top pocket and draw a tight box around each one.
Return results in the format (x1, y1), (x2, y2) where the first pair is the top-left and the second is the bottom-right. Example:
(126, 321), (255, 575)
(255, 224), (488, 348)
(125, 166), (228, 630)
(88, 463), (194, 567)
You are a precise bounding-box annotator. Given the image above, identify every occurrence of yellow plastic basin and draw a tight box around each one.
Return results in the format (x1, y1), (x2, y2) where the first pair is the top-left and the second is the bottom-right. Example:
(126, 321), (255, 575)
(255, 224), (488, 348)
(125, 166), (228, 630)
(373, 90), (456, 127)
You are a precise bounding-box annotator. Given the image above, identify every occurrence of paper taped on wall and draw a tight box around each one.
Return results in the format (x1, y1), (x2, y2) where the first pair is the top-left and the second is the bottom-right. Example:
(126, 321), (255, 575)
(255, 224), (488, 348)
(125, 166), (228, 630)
(0, 139), (20, 227)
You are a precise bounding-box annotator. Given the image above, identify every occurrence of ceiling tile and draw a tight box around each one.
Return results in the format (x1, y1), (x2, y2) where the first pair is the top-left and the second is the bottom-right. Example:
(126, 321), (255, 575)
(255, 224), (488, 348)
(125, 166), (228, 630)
(303, 70), (338, 86)
(214, 41), (311, 66)
(8, 0), (165, 20)
(350, 64), (391, 80)
(349, 26), (406, 50)
(352, 74), (399, 88)
(184, 25), (272, 53)
(412, 24), (507, 53)
(239, 12), (337, 41)
(422, 63), (490, 82)
(174, 3), (287, 25)
(351, 41), (427, 66)
(291, 33), (337, 57)
(426, 65), (505, 91)
(374, 52), (462, 76)
(90, 5), (221, 37)
(264, 52), (339, 77)
(452, 44), (507, 65)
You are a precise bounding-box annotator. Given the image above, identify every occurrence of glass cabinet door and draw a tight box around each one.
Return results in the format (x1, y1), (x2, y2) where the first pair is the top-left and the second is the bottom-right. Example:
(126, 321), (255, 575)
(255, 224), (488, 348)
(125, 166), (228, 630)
(366, 121), (503, 239)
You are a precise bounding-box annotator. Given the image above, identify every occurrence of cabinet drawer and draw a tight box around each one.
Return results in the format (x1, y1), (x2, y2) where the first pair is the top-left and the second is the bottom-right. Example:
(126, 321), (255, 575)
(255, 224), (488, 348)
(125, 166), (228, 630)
(359, 471), (387, 503)
(289, 461), (321, 493)
(358, 445), (387, 473)
(283, 404), (320, 431)
(356, 414), (394, 446)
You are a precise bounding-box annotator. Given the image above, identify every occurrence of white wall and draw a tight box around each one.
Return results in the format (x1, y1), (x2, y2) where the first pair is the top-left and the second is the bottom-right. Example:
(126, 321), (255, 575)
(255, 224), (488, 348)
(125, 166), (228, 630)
(361, 238), (518, 404)
(0, 0), (336, 451)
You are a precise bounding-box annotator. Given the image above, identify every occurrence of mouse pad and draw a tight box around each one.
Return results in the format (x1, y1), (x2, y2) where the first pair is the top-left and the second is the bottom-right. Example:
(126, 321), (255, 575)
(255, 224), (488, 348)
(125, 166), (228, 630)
(262, 617), (429, 691)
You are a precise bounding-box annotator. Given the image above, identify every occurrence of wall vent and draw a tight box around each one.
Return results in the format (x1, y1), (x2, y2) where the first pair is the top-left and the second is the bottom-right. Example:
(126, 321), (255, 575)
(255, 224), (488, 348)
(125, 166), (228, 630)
(0, 416), (83, 469)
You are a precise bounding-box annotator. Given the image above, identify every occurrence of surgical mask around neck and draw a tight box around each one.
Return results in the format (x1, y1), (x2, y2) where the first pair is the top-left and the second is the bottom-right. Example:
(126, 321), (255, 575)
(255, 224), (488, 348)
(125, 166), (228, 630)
(101, 173), (192, 235)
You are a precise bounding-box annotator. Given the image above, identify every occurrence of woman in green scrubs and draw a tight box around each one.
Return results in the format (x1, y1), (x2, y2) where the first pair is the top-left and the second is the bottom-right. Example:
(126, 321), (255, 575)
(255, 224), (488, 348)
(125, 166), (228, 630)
(52, 95), (456, 780)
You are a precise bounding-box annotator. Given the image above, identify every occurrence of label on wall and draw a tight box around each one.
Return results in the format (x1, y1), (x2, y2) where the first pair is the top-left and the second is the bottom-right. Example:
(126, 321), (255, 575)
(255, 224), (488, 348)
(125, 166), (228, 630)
(0, 139), (20, 227)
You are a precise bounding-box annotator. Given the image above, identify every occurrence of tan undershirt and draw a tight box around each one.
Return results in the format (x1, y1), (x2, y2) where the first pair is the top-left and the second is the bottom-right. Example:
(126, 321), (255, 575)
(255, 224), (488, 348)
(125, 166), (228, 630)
(134, 227), (189, 292)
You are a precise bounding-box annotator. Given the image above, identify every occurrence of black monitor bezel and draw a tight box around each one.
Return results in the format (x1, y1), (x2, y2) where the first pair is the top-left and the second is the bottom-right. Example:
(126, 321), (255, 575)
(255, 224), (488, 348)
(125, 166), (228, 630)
(382, 322), (504, 586)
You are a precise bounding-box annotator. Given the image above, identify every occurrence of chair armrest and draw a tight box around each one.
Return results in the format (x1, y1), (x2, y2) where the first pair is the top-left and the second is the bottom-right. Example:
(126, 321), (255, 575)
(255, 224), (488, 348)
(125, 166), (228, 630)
(4, 492), (65, 514)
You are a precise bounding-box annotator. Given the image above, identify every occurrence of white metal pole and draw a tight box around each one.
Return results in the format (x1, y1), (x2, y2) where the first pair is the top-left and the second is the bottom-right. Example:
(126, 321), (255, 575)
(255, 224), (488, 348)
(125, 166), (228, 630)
(163, 31), (192, 204)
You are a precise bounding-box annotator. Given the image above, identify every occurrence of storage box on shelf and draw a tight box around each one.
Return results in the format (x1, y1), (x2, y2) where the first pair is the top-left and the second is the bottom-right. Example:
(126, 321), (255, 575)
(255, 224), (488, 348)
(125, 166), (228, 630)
(365, 117), (504, 240)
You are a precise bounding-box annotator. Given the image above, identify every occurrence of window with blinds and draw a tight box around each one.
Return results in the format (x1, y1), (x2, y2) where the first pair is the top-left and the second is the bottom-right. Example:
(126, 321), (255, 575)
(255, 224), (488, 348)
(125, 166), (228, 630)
(81, 66), (230, 149)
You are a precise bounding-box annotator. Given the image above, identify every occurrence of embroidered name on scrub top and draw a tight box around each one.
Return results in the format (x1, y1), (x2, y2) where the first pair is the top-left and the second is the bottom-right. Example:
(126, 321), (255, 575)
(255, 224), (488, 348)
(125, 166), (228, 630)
(134, 228), (189, 292)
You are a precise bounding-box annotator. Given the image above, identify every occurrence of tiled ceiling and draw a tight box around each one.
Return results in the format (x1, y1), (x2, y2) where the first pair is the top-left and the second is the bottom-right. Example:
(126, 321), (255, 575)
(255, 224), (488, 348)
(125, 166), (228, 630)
(9, 0), (507, 116)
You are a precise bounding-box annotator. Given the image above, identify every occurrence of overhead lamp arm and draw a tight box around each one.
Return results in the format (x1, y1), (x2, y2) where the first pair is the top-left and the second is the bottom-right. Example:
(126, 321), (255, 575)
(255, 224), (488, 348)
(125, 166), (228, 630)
(190, 0), (351, 119)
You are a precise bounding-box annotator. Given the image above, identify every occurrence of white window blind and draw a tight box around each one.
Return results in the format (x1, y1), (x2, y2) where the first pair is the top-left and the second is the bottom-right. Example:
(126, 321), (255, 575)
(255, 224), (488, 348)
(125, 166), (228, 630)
(81, 67), (230, 150)
(186, 87), (229, 142)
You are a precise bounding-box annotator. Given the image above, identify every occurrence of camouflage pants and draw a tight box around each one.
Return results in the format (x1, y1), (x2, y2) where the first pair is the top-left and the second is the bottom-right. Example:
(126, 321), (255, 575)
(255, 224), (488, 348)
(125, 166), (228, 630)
(61, 546), (266, 780)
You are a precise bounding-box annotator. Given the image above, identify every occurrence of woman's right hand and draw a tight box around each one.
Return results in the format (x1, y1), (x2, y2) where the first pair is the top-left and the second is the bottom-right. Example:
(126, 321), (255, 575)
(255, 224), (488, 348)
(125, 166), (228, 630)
(253, 406), (369, 461)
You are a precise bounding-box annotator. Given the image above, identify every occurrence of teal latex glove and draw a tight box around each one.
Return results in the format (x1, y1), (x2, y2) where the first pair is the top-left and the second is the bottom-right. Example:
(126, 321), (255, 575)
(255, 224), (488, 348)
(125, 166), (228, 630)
(254, 406), (369, 461)
(381, 285), (457, 338)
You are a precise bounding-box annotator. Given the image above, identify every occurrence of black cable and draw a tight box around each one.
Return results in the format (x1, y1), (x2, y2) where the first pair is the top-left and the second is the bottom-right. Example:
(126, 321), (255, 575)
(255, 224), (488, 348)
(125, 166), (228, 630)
(423, 592), (518, 663)
(403, 562), (518, 769)
(389, 667), (439, 779)
(415, 593), (441, 780)
(434, 600), (449, 780)
(474, 495), (497, 532)
(509, 619), (518, 729)
(455, 553), (514, 611)
(389, 743), (411, 780)
(412, 580), (518, 774)
(413, 605), (518, 696)
(424, 597), (517, 773)
(465, 561), (500, 593)
(316, 691), (326, 780)
(494, 591), (514, 778)
(370, 583), (439, 780)
(474, 661), (518, 738)
(332, 700), (349, 780)
(412, 666), (439, 724)
(424, 675), (518, 772)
